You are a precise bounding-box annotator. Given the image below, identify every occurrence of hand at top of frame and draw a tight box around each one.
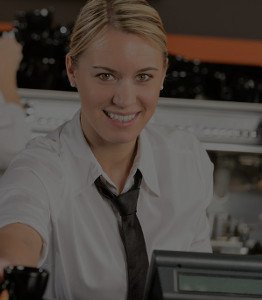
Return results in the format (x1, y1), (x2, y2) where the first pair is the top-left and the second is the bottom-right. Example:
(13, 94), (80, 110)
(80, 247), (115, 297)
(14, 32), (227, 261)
(0, 290), (8, 300)
(0, 33), (23, 105)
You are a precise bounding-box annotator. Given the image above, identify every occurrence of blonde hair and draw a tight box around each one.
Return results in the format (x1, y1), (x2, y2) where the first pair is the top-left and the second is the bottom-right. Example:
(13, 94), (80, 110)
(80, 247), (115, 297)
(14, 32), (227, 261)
(68, 0), (167, 65)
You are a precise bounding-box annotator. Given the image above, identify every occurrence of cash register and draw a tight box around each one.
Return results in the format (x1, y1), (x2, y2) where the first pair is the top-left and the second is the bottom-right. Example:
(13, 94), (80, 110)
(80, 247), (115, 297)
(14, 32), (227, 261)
(143, 250), (262, 300)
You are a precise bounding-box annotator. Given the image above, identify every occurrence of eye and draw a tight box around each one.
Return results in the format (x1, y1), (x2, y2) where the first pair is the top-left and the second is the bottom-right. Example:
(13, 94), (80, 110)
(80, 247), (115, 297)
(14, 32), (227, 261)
(96, 73), (115, 81)
(136, 73), (153, 82)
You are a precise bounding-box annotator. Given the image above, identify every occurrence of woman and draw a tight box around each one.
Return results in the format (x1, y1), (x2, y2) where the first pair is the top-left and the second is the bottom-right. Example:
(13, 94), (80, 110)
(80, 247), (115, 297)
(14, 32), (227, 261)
(0, 1), (213, 299)
(0, 34), (31, 170)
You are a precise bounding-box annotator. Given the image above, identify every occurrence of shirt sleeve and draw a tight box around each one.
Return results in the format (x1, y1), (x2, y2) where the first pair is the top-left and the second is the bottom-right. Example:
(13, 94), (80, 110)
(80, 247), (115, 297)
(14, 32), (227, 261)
(190, 210), (213, 252)
(0, 102), (31, 170)
(0, 156), (51, 265)
(190, 137), (214, 253)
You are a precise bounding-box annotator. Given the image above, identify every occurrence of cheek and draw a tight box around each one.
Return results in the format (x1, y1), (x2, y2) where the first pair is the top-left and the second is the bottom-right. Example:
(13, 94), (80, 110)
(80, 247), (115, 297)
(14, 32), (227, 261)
(79, 85), (114, 113)
(139, 86), (160, 109)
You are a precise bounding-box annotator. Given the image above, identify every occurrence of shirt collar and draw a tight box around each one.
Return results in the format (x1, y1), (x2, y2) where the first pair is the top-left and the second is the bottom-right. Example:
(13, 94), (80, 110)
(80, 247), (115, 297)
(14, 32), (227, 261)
(68, 110), (160, 196)
(135, 129), (160, 197)
(67, 110), (102, 185)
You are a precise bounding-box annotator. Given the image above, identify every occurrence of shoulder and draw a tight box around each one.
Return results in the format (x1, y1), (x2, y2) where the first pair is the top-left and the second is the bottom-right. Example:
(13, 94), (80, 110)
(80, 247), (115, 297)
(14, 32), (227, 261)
(143, 122), (204, 153)
(7, 124), (68, 181)
(27, 127), (63, 157)
(23, 114), (77, 160)
(6, 114), (87, 190)
(143, 123), (213, 208)
(143, 122), (213, 181)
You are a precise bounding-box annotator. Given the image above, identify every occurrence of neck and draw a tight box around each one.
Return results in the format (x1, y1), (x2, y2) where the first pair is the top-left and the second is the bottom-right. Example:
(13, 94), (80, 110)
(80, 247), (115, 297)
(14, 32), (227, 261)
(94, 142), (138, 193)
(81, 117), (138, 192)
(93, 140), (137, 172)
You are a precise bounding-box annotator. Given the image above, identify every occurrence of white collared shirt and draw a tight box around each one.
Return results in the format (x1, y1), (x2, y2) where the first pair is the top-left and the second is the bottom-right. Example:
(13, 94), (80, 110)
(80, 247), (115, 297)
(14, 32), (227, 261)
(0, 110), (213, 300)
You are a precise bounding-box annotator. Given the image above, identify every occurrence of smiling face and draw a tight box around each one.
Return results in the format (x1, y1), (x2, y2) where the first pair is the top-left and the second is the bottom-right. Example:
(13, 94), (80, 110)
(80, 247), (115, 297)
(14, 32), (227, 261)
(66, 28), (166, 148)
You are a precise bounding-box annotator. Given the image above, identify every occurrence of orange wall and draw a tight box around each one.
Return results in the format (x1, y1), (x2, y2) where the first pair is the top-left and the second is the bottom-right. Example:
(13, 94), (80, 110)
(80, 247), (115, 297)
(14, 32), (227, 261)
(167, 34), (262, 67)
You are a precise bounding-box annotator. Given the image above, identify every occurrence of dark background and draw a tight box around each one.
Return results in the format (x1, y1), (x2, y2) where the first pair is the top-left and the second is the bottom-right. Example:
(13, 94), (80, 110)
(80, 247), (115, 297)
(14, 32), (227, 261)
(0, 0), (262, 40)
(150, 0), (262, 40)
(0, 0), (261, 101)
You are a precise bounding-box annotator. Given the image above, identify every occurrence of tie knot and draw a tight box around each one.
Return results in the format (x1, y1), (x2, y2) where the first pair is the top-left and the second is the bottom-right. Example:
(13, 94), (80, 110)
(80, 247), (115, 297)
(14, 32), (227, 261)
(115, 188), (140, 217)
(94, 169), (142, 217)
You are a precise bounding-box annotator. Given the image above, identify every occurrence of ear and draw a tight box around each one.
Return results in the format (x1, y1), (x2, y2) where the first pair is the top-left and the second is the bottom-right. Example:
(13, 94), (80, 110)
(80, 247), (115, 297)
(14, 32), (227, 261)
(66, 54), (77, 87)
(161, 74), (166, 90)
(161, 57), (169, 89)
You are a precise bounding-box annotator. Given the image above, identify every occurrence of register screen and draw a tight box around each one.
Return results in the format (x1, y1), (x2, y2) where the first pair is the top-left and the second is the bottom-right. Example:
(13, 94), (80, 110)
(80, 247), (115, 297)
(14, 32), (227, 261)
(178, 273), (262, 296)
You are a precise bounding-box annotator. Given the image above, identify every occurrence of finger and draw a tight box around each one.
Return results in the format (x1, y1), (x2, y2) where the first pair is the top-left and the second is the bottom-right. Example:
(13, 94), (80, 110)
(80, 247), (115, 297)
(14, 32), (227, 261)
(0, 258), (11, 282)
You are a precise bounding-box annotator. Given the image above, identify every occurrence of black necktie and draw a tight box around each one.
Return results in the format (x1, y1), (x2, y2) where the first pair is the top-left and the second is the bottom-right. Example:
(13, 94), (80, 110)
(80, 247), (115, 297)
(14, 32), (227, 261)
(94, 170), (149, 300)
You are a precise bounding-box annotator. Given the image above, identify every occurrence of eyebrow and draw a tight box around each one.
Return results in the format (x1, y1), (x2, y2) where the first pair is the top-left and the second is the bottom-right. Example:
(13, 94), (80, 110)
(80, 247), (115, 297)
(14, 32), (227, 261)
(92, 66), (159, 73)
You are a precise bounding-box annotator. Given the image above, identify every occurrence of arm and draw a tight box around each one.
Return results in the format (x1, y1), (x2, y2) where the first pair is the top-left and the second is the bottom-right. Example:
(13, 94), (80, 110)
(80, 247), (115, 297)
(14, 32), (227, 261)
(0, 34), (23, 106)
(0, 223), (42, 267)
(0, 224), (42, 300)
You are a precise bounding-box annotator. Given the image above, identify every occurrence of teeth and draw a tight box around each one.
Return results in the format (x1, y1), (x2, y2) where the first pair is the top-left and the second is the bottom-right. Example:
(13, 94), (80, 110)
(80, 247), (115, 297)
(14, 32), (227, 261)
(105, 111), (136, 122)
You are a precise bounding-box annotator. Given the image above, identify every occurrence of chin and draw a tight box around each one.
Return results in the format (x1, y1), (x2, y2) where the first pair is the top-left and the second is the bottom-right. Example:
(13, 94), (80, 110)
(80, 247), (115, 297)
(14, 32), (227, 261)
(109, 137), (137, 145)
(104, 133), (139, 145)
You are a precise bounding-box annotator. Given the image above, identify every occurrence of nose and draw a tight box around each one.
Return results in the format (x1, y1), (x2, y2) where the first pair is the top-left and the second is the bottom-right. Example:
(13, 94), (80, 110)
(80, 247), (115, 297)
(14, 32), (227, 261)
(112, 80), (137, 108)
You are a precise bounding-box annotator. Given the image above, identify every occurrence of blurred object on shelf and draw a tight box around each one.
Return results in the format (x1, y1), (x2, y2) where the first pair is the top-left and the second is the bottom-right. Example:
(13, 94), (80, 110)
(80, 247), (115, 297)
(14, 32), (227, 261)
(249, 241), (262, 255)
(162, 55), (206, 100)
(211, 152), (262, 193)
(211, 238), (249, 255)
(161, 55), (262, 103)
(13, 8), (73, 91)
(211, 218), (262, 255)
(210, 211), (254, 255)
(214, 167), (231, 198)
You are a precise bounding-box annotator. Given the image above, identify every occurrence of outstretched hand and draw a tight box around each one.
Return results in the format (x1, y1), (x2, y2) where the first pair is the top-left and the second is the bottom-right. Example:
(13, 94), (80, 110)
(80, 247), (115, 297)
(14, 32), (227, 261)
(0, 33), (23, 82)
(0, 290), (8, 300)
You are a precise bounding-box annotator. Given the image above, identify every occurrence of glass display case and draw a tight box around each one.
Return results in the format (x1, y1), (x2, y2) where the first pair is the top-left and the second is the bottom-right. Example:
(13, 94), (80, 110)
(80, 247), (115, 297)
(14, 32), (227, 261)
(208, 151), (262, 255)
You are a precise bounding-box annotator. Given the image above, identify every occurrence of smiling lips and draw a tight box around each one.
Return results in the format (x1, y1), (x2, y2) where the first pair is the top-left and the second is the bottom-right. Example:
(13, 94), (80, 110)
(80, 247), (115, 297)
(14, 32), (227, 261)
(104, 110), (138, 122)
